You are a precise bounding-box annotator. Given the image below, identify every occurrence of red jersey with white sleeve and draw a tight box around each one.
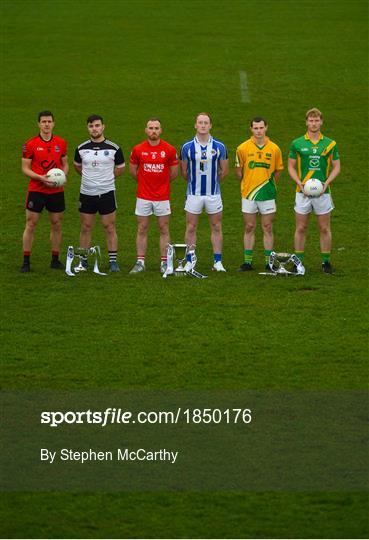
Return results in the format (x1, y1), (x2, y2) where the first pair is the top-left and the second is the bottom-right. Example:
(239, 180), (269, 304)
(22, 134), (68, 194)
(130, 139), (178, 201)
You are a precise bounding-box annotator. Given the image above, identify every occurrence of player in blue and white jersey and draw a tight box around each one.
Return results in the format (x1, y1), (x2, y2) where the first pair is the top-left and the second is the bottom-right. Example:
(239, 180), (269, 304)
(180, 113), (229, 271)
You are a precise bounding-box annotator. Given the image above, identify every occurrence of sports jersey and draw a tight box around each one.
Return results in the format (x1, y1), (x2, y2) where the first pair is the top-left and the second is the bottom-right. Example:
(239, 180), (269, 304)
(22, 134), (67, 194)
(74, 139), (125, 196)
(235, 137), (283, 201)
(289, 133), (339, 193)
(130, 139), (178, 201)
(180, 136), (228, 196)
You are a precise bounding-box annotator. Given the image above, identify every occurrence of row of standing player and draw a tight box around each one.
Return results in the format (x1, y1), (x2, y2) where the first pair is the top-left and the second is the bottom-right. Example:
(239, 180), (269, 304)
(20, 108), (340, 274)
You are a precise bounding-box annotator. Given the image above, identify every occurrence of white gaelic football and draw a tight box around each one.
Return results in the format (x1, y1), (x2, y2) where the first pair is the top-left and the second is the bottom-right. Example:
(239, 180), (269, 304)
(304, 178), (323, 197)
(46, 168), (66, 187)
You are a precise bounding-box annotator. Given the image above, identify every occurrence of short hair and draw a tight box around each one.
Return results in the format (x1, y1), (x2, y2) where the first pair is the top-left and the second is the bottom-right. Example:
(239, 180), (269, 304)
(195, 112), (212, 123)
(146, 117), (161, 125)
(38, 110), (54, 121)
(306, 108), (323, 120)
(250, 116), (267, 127)
(87, 114), (104, 124)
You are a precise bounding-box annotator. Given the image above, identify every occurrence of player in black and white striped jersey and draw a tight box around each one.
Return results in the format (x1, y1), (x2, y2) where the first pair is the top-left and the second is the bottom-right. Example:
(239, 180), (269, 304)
(74, 115), (125, 272)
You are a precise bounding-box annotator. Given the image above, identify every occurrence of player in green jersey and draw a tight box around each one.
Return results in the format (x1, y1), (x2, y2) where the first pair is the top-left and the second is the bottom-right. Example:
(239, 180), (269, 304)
(288, 108), (341, 273)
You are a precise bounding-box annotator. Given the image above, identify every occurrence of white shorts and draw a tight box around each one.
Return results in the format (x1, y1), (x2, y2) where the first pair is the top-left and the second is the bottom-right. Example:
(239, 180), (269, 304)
(242, 198), (276, 215)
(135, 198), (171, 217)
(294, 193), (334, 215)
(185, 194), (223, 215)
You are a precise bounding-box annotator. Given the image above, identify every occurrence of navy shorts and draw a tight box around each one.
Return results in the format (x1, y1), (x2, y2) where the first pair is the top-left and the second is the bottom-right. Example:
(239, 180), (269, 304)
(26, 191), (65, 213)
(79, 191), (117, 215)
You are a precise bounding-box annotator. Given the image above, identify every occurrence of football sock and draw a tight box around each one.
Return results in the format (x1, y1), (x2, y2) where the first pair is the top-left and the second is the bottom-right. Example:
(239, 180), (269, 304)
(264, 249), (272, 264)
(321, 252), (331, 263)
(214, 253), (222, 263)
(51, 251), (59, 261)
(295, 251), (304, 262)
(161, 256), (167, 262)
(244, 249), (253, 264)
(23, 252), (30, 264)
(137, 256), (145, 265)
(108, 250), (118, 263)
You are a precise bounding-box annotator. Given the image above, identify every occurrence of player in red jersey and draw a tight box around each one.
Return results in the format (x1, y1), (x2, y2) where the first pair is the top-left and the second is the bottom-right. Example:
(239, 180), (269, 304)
(20, 111), (69, 272)
(129, 118), (178, 274)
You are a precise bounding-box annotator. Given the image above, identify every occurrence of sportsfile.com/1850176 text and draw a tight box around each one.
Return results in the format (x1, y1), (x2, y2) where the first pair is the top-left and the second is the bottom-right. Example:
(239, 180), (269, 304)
(40, 408), (252, 427)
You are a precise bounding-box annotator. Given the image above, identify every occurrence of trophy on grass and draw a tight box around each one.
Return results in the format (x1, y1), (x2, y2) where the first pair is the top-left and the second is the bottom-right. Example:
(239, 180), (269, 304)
(166, 243), (187, 276)
(163, 244), (207, 279)
(259, 251), (305, 276)
(65, 246), (107, 277)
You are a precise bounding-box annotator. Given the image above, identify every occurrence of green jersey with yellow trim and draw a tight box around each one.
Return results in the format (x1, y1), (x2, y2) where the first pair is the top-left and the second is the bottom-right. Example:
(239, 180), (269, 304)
(289, 133), (339, 193)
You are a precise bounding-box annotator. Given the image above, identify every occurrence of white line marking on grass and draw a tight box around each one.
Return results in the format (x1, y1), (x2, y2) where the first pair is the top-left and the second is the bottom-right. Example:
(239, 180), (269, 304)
(239, 70), (250, 103)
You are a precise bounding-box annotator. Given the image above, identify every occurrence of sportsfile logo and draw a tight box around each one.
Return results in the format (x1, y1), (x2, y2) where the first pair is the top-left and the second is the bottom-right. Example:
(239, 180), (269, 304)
(41, 409), (134, 427)
(40, 408), (182, 427)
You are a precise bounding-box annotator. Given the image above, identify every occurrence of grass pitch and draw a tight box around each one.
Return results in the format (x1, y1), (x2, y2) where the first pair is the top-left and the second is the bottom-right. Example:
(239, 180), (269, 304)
(1, 0), (368, 538)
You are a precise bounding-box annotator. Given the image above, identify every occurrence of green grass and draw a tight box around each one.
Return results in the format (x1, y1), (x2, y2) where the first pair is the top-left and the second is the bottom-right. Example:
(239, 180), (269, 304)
(2, 493), (368, 539)
(1, 0), (368, 537)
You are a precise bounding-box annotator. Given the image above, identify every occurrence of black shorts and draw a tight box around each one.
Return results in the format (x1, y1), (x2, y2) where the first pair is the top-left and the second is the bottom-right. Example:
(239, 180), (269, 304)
(26, 191), (65, 213)
(79, 190), (117, 215)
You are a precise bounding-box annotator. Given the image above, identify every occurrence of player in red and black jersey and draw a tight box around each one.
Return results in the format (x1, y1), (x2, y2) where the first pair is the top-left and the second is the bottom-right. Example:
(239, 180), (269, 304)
(20, 111), (69, 272)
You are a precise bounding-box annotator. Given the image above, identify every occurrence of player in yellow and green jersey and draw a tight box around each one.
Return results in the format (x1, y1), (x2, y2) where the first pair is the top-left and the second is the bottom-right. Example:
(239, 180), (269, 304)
(288, 108), (341, 274)
(235, 117), (283, 271)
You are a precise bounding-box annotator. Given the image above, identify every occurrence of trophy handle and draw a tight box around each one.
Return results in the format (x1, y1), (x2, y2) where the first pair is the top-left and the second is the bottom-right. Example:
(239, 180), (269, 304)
(163, 244), (174, 278)
(65, 246), (75, 276)
(91, 246), (107, 275)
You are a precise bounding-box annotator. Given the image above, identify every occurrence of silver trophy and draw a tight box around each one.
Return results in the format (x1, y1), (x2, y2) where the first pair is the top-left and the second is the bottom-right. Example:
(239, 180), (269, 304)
(173, 243), (188, 276)
(65, 246), (107, 276)
(163, 244), (207, 279)
(259, 251), (305, 276)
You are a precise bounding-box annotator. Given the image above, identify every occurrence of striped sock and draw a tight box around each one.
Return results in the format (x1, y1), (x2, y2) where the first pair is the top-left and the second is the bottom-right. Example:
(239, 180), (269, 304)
(244, 249), (253, 264)
(264, 249), (272, 264)
(321, 252), (331, 263)
(161, 256), (167, 262)
(295, 251), (304, 263)
(137, 255), (145, 265)
(108, 251), (118, 263)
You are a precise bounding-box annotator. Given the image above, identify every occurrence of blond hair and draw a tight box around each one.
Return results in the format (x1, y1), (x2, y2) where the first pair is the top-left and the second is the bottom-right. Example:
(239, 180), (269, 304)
(306, 108), (323, 120)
